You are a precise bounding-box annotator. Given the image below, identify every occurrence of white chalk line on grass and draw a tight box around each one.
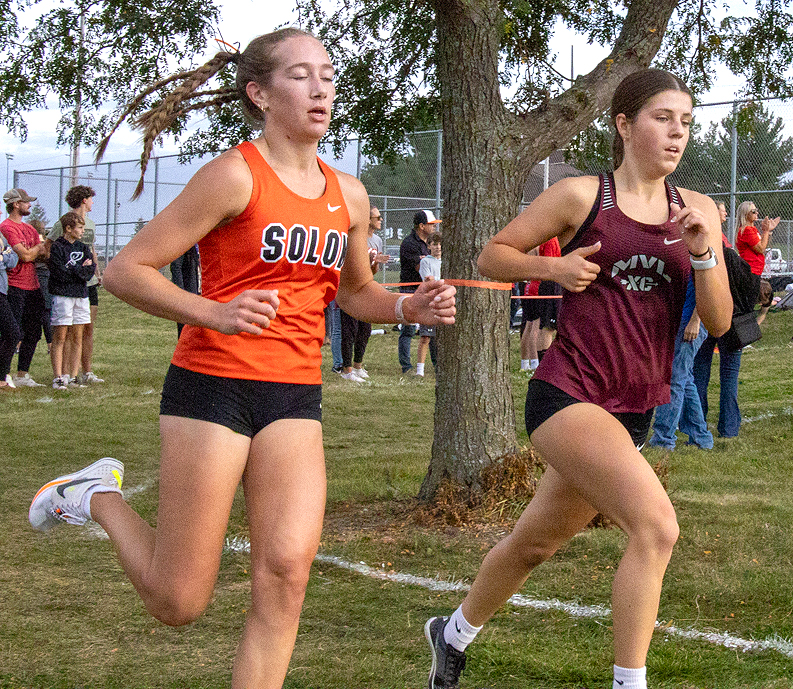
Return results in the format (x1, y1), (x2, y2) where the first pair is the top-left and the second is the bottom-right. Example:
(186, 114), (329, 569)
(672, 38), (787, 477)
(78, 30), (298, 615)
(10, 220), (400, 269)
(742, 406), (793, 425)
(224, 536), (793, 659)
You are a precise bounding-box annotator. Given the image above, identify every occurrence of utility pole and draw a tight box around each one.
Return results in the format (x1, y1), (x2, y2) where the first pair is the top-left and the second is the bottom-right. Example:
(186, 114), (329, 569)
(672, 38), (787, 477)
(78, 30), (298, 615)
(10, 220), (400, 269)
(70, 6), (86, 187)
(5, 153), (13, 192)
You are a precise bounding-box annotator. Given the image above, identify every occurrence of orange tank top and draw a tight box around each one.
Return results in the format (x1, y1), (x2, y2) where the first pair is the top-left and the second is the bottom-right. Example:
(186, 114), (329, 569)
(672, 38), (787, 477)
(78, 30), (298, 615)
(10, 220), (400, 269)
(171, 142), (350, 383)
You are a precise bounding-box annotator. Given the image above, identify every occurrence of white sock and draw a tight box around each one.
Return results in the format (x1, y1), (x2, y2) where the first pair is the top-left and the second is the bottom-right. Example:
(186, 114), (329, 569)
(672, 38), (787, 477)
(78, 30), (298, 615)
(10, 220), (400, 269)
(416, 363), (425, 376)
(613, 665), (647, 689)
(443, 606), (482, 652)
(83, 485), (121, 521)
(529, 358), (539, 370)
(520, 359), (531, 371)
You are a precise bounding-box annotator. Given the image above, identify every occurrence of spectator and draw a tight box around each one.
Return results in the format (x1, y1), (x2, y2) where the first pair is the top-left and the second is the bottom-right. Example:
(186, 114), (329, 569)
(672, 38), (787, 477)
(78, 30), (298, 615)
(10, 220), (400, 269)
(0, 227), (21, 390)
(339, 207), (388, 382)
(648, 275), (713, 450)
(693, 241), (765, 439)
(734, 200), (779, 325)
(520, 238), (562, 372)
(30, 220), (53, 354)
(415, 232), (442, 377)
(399, 210), (440, 373)
(169, 245), (200, 336)
(1, 188), (46, 387)
(47, 185), (104, 383)
(47, 212), (95, 389)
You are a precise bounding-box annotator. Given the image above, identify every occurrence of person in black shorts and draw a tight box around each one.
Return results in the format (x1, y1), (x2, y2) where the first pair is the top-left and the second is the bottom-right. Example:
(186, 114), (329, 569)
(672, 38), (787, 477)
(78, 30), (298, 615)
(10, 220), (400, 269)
(424, 69), (732, 689)
(30, 28), (456, 689)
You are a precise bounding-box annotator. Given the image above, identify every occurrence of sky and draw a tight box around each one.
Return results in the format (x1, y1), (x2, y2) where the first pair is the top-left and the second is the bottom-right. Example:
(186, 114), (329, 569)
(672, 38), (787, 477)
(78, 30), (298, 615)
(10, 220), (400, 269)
(0, 0), (755, 186)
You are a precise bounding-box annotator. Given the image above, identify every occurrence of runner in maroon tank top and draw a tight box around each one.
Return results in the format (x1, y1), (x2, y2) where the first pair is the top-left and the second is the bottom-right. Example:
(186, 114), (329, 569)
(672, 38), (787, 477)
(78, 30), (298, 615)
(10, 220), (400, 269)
(423, 69), (732, 689)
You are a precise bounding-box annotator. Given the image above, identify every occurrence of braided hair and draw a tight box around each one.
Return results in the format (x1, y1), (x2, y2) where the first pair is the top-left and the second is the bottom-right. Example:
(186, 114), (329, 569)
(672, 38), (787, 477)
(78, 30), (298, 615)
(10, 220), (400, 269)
(96, 27), (316, 199)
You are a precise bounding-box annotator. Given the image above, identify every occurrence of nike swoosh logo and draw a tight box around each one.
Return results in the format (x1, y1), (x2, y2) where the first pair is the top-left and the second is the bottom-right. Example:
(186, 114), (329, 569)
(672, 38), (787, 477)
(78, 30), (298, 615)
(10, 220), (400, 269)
(57, 477), (99, 497)
(328, 204), (342, 212)
(663, 237), (682, 245)
(616, 681), (625, 686)
(455, 621), (461, 633)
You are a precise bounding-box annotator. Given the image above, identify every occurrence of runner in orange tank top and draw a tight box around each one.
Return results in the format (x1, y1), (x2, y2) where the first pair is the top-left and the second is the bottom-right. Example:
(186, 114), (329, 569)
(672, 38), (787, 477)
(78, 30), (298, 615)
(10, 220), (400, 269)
(28, 29), (456, 689)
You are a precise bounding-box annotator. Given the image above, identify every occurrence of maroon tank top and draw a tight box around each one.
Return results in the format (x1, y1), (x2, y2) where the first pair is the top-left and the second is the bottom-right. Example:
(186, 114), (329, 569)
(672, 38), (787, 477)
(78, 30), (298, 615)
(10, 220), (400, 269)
(533, 173), (691, 413)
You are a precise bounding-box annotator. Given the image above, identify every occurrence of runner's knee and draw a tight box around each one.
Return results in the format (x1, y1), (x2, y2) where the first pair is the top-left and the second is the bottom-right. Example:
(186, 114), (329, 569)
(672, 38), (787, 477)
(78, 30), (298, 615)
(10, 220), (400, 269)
(143, 571), (216, 627)
(250, 549), (315, 613)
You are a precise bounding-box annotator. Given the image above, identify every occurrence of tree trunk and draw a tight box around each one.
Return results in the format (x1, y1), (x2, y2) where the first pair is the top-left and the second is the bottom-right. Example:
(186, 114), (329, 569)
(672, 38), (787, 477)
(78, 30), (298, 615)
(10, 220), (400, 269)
(419, 0), (679, 501)
(420, 0), (523, 499)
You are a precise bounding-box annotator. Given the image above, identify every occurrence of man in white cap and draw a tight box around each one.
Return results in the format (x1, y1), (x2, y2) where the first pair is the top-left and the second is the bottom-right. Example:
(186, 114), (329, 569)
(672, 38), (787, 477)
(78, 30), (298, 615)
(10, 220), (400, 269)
(398, 210), (441, 373)
(1, 188), (46, 386)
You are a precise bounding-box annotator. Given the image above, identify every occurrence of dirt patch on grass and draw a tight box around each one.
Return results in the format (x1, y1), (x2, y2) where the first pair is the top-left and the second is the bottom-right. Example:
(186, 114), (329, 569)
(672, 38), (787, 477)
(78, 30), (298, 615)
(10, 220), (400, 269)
(323, 450), (544, 547)
(322, 450), (671, 542)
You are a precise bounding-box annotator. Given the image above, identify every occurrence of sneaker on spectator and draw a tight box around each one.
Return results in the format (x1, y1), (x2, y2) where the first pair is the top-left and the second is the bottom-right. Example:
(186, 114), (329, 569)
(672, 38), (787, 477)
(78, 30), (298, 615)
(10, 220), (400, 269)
(13, 373), (43, 387)
(68, 378), (87, 388)
(353, 368), (370, 379)
(4, 374), (16, 388)
(52, 376), (68, 390)
(80, 371), (104, 384)
(331, 364), (342, 374)
(29, 457), (124, 532)
(425, 616), (466, 689)
(341, 370), (366, 383)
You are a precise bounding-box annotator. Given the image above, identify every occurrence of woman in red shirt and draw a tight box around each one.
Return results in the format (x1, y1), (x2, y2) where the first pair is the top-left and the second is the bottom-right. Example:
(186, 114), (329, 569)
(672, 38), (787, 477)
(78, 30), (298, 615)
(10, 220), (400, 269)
(735, 200), (779, 323)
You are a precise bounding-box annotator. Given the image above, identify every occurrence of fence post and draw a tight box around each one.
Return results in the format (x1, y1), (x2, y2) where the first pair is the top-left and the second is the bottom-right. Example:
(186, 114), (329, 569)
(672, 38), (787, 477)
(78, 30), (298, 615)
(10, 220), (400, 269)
(58, 167), (65, 217)
(153, 155), (160, 216)
(356, 137), (362, 179)
(381, 196), (388, 280)
(113, 179), (119, 259)
(435, 129), (442, 216)
(105, 162), (112, 263)
(729, 101), (738, 244)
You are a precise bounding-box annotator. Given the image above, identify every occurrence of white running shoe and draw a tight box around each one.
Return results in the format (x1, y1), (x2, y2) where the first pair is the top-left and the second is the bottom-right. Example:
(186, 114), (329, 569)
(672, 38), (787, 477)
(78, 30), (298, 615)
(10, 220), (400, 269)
(341, 370), (366, 383)
(29, 458), (124, 532)
(13, 373), (43, 387)
(52, 376), (68, 390)
(67, 377), (87, 388)
(80, 371), (104, 384)
(353, 368), (370, 379)
(4, 374), (16, 388)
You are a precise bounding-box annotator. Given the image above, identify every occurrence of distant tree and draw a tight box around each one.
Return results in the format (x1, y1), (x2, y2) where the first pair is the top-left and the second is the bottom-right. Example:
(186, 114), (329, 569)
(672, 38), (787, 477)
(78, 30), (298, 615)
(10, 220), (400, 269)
(0, 0), (220, 150)
(570, 103), (793, 223)
(133, 217), (146, 235)
(28, 202), (49, 227)
(670, 102), (793, 220)
(360, 131), (441, 200)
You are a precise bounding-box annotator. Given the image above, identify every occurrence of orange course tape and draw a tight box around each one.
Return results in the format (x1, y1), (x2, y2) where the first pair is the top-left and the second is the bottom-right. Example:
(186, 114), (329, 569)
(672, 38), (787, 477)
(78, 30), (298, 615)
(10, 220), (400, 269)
(379, 280), (562, 298)
(380, 279), (512, 290)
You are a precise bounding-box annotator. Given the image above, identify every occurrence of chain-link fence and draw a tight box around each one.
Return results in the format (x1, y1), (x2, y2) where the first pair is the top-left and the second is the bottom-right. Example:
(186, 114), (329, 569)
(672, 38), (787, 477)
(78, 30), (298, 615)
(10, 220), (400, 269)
(12, 99), (793, 282)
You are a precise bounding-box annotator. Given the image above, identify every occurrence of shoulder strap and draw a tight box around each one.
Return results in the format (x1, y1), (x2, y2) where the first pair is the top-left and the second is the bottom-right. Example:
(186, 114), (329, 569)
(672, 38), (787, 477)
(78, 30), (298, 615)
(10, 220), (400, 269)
(666, 182), (684, 209)
(561, 174), (603, 255)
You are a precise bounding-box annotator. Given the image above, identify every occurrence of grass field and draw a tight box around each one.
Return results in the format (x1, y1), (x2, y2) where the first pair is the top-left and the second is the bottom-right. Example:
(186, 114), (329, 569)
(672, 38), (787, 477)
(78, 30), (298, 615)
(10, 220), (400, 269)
(1, 292), (792, 688)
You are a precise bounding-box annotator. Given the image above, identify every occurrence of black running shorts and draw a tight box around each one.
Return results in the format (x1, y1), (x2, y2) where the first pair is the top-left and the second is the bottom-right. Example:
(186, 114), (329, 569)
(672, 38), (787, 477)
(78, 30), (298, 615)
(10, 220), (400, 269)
(525, 378), (652, 450)
(160, 364), (322, 437)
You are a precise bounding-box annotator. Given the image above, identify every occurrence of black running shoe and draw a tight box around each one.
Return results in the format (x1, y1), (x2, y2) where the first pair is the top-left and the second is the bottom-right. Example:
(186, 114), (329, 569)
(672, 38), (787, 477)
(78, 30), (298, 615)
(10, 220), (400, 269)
(425, 616), (466, 689)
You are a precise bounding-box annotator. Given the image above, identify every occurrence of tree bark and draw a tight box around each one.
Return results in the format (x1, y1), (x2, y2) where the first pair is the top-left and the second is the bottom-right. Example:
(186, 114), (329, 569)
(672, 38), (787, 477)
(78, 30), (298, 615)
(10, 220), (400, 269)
(420, 0), (679, 501)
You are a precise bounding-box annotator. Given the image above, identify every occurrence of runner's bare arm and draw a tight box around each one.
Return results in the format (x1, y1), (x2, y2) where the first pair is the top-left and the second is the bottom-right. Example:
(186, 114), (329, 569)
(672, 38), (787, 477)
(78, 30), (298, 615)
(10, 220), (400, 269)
(673, 190), (732, 337)
(478, 177), (603, 292)
(335, 173), (456, 325)
(104, 150), (279, 336)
